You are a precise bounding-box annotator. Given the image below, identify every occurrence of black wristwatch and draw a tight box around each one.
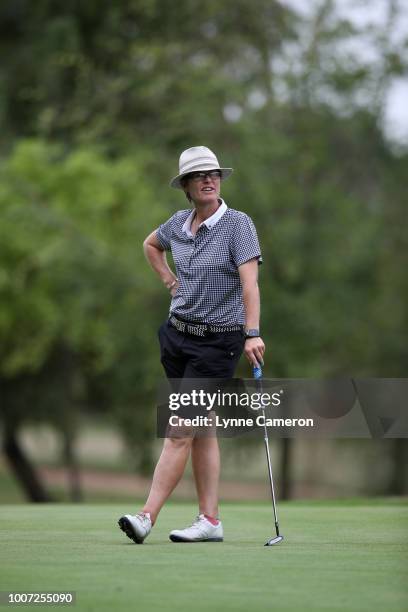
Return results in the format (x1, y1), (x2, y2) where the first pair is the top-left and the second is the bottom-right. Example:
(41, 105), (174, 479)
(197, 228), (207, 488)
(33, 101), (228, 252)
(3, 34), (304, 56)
(244, 328), (260, 339)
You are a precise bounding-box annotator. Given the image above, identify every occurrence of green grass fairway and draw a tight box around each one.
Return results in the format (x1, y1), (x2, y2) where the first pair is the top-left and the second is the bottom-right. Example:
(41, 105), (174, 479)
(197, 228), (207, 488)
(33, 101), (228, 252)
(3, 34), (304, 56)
(1, 501), (407, 612)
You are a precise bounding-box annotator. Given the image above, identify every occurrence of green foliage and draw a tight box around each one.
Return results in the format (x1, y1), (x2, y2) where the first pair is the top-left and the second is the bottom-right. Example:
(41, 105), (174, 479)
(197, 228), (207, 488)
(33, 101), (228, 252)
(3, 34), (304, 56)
(226, 106), (407, 377)
(0, 139), (173, 470)
(0, 0), (295, 150)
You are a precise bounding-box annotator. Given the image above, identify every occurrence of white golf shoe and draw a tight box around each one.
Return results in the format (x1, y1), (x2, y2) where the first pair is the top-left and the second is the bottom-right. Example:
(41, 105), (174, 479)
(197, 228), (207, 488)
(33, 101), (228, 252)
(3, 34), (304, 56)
(118, 512), (152, 544)
(169, 514), (223, 543)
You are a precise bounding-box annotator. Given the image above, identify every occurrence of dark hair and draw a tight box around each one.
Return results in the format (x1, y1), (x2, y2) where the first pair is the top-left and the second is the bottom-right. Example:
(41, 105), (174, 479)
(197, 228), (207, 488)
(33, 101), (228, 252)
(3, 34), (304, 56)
(180, 177), (192, 202)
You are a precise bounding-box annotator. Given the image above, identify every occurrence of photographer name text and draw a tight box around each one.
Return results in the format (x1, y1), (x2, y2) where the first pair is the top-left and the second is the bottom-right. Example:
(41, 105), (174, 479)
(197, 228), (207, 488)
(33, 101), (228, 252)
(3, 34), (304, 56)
(169, 415), (314, 428)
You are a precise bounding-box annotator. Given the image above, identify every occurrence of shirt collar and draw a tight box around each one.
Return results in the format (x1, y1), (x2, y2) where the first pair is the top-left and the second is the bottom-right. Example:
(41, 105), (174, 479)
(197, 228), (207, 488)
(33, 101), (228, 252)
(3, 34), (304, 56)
(182, 199), (228, 237)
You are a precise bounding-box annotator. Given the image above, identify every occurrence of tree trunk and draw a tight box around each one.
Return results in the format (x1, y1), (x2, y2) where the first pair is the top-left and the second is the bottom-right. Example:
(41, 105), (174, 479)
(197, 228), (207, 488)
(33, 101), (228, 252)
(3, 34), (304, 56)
(62, 430), (83, 502)
(280, 438), (292, 500)
(388, 439), (407, 495)
(3, 426), (53, 502)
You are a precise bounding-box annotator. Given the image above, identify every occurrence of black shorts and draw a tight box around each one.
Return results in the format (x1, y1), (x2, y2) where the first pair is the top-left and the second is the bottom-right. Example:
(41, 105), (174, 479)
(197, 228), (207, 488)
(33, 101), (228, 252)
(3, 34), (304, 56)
(158, 320), (245, 379)
(157, 321), (248, 435)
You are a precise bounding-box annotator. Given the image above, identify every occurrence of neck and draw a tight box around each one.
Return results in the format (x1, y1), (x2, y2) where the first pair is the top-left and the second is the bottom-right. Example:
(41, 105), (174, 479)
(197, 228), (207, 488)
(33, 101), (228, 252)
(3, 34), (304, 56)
(193, 198), (221, 223)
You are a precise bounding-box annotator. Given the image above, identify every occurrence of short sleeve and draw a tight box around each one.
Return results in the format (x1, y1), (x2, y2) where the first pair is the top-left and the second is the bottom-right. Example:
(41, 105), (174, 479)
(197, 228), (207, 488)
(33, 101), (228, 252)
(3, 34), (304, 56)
(156, 215), (175, 251)
(230, 213), (262, 267)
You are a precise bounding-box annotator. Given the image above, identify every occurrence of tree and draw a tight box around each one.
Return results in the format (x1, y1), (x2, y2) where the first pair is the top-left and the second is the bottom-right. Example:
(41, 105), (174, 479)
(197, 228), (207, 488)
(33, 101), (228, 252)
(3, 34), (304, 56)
(0, 140), (169, 499)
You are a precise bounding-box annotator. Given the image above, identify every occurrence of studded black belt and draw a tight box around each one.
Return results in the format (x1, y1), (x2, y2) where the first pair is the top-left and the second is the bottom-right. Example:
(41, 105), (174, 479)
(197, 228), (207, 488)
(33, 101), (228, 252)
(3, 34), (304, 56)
(169, 315), (244, 337)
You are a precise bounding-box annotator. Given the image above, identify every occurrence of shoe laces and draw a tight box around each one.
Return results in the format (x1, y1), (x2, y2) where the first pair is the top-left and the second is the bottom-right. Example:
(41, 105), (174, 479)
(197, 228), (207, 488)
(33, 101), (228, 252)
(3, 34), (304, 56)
(191, 515), (205, 528)
(189, 514), (212, 534)
(136, 512), (151, 527)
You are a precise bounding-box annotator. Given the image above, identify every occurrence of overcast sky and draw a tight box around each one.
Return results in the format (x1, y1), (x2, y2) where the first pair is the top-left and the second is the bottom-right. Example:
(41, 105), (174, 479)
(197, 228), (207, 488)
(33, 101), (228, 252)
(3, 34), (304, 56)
(281, 0), (408, 147)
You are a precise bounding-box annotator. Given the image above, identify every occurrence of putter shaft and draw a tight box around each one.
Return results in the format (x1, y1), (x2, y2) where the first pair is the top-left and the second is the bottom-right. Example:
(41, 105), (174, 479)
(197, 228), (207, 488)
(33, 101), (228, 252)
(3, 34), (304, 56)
(253, 366), (283, 543)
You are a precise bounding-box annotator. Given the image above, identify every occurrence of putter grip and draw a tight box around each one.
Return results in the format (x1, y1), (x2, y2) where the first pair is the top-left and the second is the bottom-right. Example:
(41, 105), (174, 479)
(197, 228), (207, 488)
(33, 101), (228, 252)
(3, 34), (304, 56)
(253, 365), (263, 379)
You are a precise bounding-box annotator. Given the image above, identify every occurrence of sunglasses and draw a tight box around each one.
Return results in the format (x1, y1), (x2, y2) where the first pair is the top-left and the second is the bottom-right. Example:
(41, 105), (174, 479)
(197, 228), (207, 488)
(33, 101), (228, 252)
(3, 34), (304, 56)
(184, 170), (222, 182)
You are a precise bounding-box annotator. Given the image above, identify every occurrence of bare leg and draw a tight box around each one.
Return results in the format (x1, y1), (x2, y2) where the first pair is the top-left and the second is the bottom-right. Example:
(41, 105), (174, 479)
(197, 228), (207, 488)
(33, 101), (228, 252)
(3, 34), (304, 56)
(191, 435), (220, 518)
(142, 437), (192, 524)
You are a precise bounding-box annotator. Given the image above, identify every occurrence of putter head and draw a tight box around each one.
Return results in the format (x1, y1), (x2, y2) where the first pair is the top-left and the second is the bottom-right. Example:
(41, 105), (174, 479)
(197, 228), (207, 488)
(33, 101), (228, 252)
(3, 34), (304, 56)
(264, 535), (284, 546)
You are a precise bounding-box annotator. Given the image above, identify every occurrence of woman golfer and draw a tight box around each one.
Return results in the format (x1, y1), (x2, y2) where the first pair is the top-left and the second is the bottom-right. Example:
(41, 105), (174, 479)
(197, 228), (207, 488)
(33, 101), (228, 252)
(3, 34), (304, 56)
(119, 146), (264, 543)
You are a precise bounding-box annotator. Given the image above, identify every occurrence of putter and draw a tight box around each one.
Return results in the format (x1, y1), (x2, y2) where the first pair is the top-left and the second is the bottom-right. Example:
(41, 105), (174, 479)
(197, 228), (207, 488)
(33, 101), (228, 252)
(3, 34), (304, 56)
(253, 365), (284, 546)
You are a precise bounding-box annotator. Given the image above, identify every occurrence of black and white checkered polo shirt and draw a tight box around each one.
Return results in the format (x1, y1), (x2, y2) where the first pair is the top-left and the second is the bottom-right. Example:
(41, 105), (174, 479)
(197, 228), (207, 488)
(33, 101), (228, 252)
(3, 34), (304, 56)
(156, 200), (262, 326)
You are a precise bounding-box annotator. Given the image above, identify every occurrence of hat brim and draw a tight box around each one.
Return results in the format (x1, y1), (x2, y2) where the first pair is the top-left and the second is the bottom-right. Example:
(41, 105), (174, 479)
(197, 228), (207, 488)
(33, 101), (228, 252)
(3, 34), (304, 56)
(170, 168), (233, 189)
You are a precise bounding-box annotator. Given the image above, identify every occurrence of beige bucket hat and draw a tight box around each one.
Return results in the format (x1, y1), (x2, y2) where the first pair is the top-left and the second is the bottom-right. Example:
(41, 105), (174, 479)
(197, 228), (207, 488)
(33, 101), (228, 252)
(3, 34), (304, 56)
(170, 146), (233, 189)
